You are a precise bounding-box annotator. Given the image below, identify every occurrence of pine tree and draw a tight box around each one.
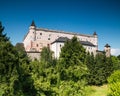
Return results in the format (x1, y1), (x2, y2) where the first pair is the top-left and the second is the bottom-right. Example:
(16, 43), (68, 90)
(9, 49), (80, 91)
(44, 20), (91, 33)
(0, 21), (37, 95)
(86, 53), (113, 85)
(40, 47), (56, 68)
(0, 21), (9, 42)
(57, 36), (87, 95)
(60, 36), (86, 68)
(0, 22), (19, 95)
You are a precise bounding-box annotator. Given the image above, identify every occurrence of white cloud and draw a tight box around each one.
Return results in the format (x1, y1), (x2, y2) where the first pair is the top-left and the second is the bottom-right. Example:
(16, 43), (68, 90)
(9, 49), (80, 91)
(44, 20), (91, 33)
(111, 48), (120, 56)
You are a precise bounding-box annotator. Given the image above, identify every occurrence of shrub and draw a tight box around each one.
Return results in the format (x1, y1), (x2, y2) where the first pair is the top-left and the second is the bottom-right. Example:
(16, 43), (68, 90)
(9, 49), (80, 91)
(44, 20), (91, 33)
(108, 70), (120, 96)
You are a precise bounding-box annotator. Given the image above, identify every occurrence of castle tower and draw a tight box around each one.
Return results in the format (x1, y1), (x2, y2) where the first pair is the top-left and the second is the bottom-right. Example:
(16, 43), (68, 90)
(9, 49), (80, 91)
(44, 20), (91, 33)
(93, 31), (98, 52)
(93, 31), (97, 37)
(104, 44), (111, 57)
(29, 21), (36, 41)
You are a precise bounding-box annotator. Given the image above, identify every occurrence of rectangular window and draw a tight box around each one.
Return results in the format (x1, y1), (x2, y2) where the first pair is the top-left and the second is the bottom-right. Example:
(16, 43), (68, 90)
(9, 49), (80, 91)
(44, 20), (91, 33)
(36, 44), (39, 47)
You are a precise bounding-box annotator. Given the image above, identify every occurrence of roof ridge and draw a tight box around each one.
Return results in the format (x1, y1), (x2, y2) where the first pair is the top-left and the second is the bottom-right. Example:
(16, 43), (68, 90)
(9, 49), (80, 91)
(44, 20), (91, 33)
(36, 28), (94, 37)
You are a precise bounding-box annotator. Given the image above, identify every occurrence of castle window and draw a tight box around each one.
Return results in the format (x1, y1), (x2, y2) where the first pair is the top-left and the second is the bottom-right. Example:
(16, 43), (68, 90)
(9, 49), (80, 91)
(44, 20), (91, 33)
(37, 36), (41, 39)
(36, 44), (39, 47)
(40, 33), (42, 35)
(47, 44), (50, 47)
(49, 34), (51, 37)
(48, 38), (50, 40)
(60, 44), (62, 48)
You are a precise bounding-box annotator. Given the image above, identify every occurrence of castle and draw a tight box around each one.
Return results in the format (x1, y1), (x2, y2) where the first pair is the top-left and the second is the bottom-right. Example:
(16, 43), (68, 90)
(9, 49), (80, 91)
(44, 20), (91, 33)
(23, 21), (111, 60)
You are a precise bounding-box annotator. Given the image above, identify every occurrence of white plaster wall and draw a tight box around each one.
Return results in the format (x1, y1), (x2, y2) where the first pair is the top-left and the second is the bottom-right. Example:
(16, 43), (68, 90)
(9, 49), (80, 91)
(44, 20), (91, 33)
(23, 28), (98, 55)
(51, 42), (64, 59)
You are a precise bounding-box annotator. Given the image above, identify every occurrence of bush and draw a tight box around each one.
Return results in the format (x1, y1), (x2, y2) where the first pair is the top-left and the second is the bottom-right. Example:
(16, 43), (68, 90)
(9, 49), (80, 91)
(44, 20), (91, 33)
(108, 70), (120, 96)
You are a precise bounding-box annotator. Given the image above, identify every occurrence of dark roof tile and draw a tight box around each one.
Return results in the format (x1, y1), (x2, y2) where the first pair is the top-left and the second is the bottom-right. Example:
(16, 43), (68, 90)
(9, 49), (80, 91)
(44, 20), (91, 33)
(51, 37), (95, 47)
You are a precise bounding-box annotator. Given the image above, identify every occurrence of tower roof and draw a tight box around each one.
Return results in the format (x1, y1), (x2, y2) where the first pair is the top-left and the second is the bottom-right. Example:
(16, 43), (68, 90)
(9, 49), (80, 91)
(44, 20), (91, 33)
(51, 37), (69, 44)
(93, 31), (97, 35)
(31, 21), (36, 26)
(105, 44), (110, 47)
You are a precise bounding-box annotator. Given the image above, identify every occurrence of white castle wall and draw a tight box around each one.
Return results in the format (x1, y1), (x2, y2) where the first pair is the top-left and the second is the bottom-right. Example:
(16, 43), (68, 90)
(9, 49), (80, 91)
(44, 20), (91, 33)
(23, 22), (99, 59)
(23, 28), (98, 52)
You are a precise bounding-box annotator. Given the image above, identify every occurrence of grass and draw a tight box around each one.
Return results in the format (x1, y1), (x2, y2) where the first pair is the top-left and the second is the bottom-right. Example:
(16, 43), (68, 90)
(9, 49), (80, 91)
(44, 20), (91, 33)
(0, 84), (109, 96)
(85, 84), (108, 96)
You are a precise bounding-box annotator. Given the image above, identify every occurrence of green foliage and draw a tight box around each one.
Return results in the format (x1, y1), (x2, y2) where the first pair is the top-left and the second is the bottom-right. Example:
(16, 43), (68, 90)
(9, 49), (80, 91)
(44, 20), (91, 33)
(15, 42), (30, 63)
(40, 47), (56, 68)
(58, 36), (87, 95)
(29, 47), (57, 95)
(28, 37), (88, 96)
(111, 56), (120, 70)
(60, 36), (86, 68)
(86, 53), (113, 85)
(55, 80), (86, 96)
(1, 21), (115, 96)
(108, 70), (120, 96)
(117, 55), (120, 60)
(0, 21), (9, 42)
(0, 22), (19, 95)
(0, 21), (36, 96)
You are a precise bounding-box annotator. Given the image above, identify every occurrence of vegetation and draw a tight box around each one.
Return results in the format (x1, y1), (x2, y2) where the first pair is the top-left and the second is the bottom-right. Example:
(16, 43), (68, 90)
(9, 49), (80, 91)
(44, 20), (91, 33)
(0, 22), (36, 95)
(86, 85), (108, 96)
(0, 21), (120, 96)
(108, 70), (120, 96)
(111, 56), (120, 70)
(86, 53), (113, 85)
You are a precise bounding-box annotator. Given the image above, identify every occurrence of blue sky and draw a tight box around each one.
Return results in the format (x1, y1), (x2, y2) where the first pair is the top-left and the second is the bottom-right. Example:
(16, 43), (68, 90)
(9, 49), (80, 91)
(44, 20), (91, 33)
(0, 0), (120, 55)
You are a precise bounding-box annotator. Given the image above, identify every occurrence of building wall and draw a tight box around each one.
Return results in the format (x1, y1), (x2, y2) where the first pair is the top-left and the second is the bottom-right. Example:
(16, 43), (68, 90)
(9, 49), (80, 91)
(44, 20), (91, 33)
(27, 52), (40, 60)
(51, 42), (97, 58)
(23, 27), (98, 53)
(51, 42), (64, 59)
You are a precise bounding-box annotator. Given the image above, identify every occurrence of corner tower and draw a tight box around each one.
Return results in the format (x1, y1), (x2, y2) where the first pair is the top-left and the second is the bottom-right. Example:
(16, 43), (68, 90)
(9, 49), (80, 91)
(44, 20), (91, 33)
(29, 21), (36, 41)
(104, 44), (111, 57)
(93, 31), (98, 51)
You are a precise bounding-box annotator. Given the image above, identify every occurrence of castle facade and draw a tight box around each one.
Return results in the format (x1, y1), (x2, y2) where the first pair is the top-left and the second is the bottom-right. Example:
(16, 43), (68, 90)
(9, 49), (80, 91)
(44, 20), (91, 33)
(23, 21), (110, 60)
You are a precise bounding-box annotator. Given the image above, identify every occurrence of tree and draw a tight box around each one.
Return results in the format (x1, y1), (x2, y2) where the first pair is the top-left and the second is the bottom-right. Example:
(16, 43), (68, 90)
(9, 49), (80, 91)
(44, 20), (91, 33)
(111, 56), (120, 70)
(15, 43), (29, 63)
(117, 55), (120, 60)
(108, 70), (120, 96)
(57, 36), (87, 95)
(40, 47), (56, 68)
(0, 21), (9, 42)
(0, 21), (37, 95)
(86, 53), (113, 85)
(85, 52), (95, 84)
(0, 22), (19, 95)
(28, 47), (57, 96)
(60, 36), (86, 68)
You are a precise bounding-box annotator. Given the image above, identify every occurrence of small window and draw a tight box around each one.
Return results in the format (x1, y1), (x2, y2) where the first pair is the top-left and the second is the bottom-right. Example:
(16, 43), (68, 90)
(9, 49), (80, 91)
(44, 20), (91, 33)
(60, 44), (62, 48)
(36, 44), (38, 47)
(47, 44), (50, 47)
(40, 33), (42, 35)
(48, 38), (50, 40)
(37, 36), (41, 39)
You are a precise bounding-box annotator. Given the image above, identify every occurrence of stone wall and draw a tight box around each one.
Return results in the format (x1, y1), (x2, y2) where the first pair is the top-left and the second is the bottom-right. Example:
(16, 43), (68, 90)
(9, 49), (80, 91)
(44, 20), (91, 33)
(27, 51), (40, 60)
